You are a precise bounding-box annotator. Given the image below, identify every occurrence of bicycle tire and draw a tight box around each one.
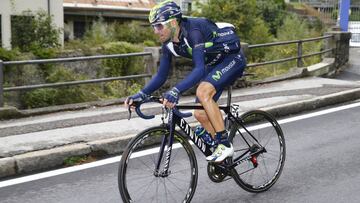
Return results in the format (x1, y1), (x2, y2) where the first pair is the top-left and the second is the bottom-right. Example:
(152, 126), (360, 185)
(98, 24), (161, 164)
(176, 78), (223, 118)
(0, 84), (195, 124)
(118, 126), (198, 203)
(229, 110), (286, 193)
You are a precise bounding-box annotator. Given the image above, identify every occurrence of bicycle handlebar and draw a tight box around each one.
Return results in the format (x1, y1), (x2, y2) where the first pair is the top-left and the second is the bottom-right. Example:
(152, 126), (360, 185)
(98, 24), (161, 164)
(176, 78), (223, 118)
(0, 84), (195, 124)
(128, 96), (192, 120)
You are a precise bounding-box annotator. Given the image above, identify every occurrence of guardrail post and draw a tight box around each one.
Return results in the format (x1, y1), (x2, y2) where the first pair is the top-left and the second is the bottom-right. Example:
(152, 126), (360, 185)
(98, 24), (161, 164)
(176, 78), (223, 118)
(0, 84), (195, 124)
(297, 40), (304, 67)
(0, 60), (4, 107)
(324, 31), (352, 72)
(144, 47), (161, 83)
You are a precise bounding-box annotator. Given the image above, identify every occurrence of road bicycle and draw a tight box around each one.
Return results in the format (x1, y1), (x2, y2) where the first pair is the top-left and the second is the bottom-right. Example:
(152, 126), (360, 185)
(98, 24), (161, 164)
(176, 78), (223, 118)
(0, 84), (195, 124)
(118, 86), (286, 202)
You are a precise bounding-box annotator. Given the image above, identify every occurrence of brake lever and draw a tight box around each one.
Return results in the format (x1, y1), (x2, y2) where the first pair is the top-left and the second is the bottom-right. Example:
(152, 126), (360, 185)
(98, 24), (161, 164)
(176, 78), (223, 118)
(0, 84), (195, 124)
(127, 106), (132, 120)
(164, 106), (169, 119)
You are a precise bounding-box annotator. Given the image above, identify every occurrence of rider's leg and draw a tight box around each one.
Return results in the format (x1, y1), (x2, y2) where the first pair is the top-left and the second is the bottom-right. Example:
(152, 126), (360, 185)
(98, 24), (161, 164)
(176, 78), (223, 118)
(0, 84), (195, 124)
(196, 82), (225, 135)
(197, 82), (233, 162)
(200, 51), (246, 162)
(194, 110), (216, 136)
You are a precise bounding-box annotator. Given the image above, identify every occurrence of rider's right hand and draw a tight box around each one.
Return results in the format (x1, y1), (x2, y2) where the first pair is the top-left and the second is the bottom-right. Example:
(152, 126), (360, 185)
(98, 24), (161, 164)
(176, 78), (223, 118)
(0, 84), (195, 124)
(124, 91), (148, 109)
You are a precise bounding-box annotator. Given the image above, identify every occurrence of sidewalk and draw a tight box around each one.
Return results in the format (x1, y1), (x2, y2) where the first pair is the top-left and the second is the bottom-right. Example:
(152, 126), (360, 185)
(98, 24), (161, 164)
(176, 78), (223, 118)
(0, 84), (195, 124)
(1, 76), (360, 179)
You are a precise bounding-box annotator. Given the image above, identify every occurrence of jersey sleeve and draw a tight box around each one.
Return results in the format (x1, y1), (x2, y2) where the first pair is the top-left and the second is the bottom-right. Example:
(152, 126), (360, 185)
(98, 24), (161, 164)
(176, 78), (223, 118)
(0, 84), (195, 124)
(142, 44), (172, 95)
(174, 29), (206, 93)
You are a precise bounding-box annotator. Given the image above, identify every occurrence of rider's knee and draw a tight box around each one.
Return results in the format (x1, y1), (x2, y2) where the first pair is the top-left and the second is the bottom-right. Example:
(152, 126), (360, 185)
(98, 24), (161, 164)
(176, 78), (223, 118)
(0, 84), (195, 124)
(196, 83), (216, 103)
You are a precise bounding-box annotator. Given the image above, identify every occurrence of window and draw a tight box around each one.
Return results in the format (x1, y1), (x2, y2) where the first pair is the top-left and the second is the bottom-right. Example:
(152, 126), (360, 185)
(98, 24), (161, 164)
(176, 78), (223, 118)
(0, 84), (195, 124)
(351, 33), (360, 43)
(74, 21), (86, 39)
(181, 1), (192, 14)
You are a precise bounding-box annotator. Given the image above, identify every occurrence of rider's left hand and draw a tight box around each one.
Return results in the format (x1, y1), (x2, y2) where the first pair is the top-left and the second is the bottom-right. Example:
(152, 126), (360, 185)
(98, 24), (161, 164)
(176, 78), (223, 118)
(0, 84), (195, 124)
(163, 87), (180, 108)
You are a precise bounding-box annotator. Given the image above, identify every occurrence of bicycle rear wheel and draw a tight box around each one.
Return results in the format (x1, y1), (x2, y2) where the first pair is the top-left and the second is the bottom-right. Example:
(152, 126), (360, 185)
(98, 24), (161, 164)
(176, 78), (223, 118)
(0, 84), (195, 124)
(118, 126), (198, 203)
(229, 110), (286, 193)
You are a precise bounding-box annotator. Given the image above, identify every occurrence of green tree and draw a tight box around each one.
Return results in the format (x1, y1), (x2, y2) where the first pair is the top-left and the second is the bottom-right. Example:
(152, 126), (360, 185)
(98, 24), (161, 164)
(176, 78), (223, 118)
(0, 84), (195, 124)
(193, 0), (275, 62)
(193, 0), (259, 43)
(11, 10), (61, 52)
(250, 15), (322, 79)
(256, 0), (286, 36)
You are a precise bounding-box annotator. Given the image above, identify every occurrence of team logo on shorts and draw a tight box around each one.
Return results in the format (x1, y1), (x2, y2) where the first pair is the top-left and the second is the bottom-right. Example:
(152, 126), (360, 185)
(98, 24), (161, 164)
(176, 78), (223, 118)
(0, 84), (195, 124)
(212, 71), (223, 81)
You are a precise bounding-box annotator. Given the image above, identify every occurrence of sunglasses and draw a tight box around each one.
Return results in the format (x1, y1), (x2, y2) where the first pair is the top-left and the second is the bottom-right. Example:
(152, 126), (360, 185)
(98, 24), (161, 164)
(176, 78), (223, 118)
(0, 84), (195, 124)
(151, 20), (171, 31)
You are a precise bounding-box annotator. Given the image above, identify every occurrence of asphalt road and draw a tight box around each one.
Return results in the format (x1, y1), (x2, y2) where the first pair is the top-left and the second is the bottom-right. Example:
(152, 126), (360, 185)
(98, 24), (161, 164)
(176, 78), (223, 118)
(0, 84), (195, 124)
(1, 101), (360, 203)
(337, 48), (360, 81)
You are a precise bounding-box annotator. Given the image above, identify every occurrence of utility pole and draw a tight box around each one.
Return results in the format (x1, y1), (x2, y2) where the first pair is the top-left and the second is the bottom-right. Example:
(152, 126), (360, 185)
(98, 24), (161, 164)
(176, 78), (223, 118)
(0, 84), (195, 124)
(339, 0), (351, 31)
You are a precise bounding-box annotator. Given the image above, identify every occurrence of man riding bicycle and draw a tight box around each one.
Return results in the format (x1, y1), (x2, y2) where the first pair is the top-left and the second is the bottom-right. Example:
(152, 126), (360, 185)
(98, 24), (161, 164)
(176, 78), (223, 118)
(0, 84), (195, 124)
(125, 0), (246, 162)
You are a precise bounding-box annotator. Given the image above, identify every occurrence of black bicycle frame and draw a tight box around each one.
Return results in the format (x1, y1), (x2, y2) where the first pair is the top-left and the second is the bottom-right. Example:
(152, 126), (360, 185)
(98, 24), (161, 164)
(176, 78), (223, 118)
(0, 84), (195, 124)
(153, 86), (264, 173)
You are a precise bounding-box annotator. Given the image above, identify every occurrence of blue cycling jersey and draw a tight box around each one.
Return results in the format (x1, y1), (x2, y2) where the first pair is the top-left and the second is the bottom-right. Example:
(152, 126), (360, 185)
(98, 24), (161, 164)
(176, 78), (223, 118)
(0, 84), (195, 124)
(142, 17), (243, 95)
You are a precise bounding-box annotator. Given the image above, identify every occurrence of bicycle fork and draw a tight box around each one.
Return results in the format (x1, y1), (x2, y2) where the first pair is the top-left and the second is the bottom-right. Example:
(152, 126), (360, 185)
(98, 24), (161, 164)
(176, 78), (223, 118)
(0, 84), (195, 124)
(154, 111), (176, 178)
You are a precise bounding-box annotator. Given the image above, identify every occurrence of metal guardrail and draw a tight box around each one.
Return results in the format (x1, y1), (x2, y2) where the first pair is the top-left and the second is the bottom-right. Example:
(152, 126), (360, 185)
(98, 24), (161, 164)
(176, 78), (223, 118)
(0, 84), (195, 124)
(0, 52), (153, 107)
(247, 35), (334, 68)
(0, 35), (334, 107)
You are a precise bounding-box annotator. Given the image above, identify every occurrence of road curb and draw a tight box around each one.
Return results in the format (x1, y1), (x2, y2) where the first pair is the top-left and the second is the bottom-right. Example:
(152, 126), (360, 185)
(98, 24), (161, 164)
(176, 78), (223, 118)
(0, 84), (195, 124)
(263, 88), (360, 116)
(14, 143), (91, 174)
(0, 135), (135, 179)
(1, 88), (360, 179)
(0, 158), (16, 178)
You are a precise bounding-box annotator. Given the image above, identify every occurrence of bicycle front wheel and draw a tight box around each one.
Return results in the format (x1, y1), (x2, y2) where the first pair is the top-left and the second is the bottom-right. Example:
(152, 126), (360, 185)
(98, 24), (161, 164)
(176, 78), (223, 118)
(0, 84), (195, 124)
(229, 110), (286, 193)
(118, 126), (198, 203)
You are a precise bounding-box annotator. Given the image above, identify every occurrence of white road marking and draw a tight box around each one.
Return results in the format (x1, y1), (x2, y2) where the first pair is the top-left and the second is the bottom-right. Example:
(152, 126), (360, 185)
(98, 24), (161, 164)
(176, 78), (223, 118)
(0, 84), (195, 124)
(0, 143), (182, 188)
(1, 101), (360, 188)
(277, 101), (360, 125)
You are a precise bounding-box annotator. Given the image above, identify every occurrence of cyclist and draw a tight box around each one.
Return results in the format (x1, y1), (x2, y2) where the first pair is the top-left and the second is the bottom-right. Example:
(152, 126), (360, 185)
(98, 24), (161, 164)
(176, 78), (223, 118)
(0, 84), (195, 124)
(125, 0), (246, 162)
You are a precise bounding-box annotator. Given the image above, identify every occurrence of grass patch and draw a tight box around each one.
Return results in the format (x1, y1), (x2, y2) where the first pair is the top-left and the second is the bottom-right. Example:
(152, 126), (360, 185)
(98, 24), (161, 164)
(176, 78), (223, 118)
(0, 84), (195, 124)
(63, 155), (97, 166)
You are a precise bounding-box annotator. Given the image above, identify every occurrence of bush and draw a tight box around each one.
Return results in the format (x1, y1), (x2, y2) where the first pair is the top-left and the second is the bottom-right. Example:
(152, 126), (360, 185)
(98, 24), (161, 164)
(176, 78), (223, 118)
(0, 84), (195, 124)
(83, 18), (114, 46)
(0, 48), (20, 61)
(112, 21), (158, 45)
(103, 80), (143, 98)
(101, 42), (144, 77)
(21, 88), (57, 108)
(11, 10), (61, 52)
(67, 20), (159, 49)
(274, 14), (322, 67)
(21, 68), (104, 108)
(248, 15), (323, 80)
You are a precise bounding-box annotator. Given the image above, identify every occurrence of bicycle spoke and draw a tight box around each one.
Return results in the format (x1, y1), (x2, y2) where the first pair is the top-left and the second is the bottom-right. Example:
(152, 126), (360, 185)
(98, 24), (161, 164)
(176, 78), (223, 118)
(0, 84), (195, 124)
(127, 173), (153, 182)
(258, 158), (270, 182)
(155, 179), (159, 203)
(262, 133), (276, 147)
(261, 153), (280, 161)
(166, 175), (190, 183)
(132, 177), (157, 201)
(170, 168), (191, 175)
(133, 156), (155, 172)
(151, 153), (157, 166)
(166, 177), (188, 194)
(163, 178), (178, 203)
(244, 167), (255, 184)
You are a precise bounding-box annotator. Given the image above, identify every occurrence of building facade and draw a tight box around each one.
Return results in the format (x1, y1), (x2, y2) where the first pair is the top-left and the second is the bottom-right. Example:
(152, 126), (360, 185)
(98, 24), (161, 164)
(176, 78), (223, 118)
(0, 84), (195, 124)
(0, 0), (64, 49)
(0, 0), (207, 49)
(63, 0), (155, 40)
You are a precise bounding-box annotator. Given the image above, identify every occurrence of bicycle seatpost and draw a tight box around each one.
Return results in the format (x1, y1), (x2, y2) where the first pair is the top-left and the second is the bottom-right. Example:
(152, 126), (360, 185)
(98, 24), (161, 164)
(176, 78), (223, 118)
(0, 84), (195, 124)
(227, 85), (232, 107)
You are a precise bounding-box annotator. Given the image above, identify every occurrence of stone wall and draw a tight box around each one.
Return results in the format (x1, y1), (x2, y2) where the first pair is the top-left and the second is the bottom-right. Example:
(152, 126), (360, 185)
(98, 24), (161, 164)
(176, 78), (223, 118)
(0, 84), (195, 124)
(324, 30), (352, 74)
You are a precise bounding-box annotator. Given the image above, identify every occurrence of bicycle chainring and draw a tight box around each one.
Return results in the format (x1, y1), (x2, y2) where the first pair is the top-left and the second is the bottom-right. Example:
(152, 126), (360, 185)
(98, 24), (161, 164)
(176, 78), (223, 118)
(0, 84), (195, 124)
(207, 163), (227, 183)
